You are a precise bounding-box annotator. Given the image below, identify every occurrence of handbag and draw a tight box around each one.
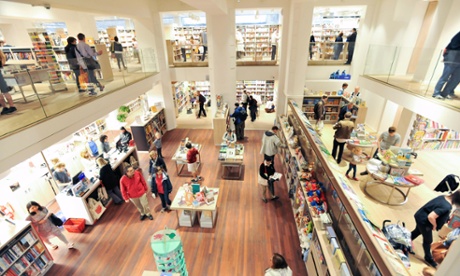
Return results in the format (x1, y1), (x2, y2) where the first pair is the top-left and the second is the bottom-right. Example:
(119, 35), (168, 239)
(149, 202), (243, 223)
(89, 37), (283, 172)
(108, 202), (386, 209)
(49, 213), (63, 227)
(431, 240), (449, 264)
(75, 47), (101, 70)
(88, 198), (106, 220)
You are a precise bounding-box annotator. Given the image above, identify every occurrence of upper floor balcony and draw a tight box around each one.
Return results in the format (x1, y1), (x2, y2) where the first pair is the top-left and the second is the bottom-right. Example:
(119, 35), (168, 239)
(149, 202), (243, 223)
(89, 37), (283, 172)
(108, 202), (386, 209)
(0, 47), (158, 139)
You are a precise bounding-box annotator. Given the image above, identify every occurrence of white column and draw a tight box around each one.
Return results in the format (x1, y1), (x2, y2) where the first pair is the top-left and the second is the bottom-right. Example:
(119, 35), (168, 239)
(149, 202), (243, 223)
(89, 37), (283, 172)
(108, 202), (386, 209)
(277, 1), (310, 114)
(206, 7), (237, 119)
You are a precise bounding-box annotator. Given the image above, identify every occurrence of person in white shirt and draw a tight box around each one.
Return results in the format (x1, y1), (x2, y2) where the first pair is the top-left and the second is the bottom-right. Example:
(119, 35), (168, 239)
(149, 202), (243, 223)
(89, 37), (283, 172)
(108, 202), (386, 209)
(264, 253), (293, 276)
(236, 30), (245, 59)
(177, 35), (189, 62)
(271, 30), (280, 61)
(222, 129), (237, 145)
(75, 33), (104, 95)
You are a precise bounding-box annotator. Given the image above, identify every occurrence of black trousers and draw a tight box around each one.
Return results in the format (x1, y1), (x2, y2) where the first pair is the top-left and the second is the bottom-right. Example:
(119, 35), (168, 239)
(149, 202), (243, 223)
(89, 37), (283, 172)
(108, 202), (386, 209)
(202, 46), (207, 61)
(331, 139), (346, 164)
(268, 179), (276, 196)
(181, 48), (186, 61)
(198, 103), (206, 117)
(271, 45), (277, 60)
(411, 222), (434, 261)
(347, 44), (355, 64)
(159, 193), (171, 209)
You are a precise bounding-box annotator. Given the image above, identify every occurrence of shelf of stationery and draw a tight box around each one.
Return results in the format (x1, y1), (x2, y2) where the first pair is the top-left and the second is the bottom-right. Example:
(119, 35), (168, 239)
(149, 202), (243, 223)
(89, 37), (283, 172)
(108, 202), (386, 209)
(280, 100), (411, 276)
(407, 114), (460, 151)
(0, 221), (53, 276)
(27, 28), (67, 91)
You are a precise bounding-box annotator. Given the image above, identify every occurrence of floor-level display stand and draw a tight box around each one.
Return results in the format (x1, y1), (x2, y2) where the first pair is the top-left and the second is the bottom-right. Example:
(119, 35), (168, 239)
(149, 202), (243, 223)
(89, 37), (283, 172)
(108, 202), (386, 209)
(151, 229), (188, 276)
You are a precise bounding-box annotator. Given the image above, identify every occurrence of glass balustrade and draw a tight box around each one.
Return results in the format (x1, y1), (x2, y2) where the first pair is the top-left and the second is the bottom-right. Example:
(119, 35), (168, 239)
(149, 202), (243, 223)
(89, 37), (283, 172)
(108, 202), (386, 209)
(0, 47), (158, 138)
(308, 41), (355, 65)
(363, 45), (460, 110)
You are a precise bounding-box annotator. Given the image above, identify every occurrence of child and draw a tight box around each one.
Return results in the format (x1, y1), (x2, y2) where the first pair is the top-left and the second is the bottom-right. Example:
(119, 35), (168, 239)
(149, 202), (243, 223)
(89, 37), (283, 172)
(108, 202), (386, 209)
(151, 167), (172, 213)
(346, 147), (366, 181)
(151, 132), (163, 158)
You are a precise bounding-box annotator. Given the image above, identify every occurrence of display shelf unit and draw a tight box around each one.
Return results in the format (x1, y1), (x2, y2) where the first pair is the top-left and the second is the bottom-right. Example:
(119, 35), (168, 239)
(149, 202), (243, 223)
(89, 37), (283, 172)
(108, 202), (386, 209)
(407, 114), (460, 151)
(236, 80), (274, 103)
(282, 100), (410, 276)
(213, 106), (229, 145)
(51, 46), (77, 83)
(171, 81), (210, 115)
(302, 95), (366, 124)
(311, 15), (360, 43)
(74, 119), (106, 139)
(27, 28), (67, 91)
(1, 47), (37, 65)
(171, 26), (207, 63)
(235, 25), (279, 61)
(131, 108), (167, 151)
(0, 221), (53, 276)
(97, 27), (136, 60)
(150, 229), (188, 276)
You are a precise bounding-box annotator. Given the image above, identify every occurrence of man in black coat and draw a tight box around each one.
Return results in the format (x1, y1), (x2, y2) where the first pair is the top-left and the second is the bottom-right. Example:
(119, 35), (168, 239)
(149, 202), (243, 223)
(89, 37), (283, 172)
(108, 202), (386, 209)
(338, 102), (357, 121)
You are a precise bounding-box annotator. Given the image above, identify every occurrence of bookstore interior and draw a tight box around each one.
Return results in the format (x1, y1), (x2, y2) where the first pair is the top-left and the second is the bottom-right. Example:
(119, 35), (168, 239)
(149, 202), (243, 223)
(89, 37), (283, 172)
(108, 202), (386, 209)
(1, 1), (460, 275)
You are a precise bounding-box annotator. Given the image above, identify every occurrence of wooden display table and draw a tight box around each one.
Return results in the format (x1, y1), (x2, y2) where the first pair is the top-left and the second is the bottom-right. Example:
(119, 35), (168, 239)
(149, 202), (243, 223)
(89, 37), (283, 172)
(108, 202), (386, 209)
(218, 144), (244, 180)
(364, 160), (419, 206)
(170, 187), (219, 228)
(171, 143), (202, 176)
(55, 146), (138, 225)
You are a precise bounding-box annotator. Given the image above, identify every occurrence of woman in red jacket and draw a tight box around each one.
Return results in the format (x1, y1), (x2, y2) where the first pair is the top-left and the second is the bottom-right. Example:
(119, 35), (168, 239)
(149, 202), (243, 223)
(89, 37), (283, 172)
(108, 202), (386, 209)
(120, 165), (153, 221)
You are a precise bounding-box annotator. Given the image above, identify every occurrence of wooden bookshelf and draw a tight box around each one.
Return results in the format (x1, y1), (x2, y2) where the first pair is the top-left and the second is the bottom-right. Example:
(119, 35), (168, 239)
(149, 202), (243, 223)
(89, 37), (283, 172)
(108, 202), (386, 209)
(236, 25), (280, 61)
(236, 80), (274, 103)
(130, 108), (167, 151)
(0, 221), (53, 276)
(302, 95), (366, 125)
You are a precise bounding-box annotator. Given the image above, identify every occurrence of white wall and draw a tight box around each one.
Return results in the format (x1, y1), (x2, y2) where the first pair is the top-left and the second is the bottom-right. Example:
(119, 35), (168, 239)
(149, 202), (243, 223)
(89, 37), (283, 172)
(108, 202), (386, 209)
(358, 87), (386, 132)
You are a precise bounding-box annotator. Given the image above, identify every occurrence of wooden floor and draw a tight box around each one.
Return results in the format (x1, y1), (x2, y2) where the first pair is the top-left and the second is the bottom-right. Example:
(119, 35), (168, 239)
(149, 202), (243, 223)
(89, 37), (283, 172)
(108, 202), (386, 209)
(47, 129), (307, 275)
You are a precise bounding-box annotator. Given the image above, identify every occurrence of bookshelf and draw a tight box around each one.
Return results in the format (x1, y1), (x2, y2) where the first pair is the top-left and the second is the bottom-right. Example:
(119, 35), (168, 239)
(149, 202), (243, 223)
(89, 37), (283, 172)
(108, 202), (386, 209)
(277, 100), (411, 276)
(302, 95), (366, 124)
(171, 26), (207, 63)
(27, 28), (67, 91)
(407, 115), (460, 151)
(236, 80), (275, 103)
(97, 27), (136, 61)
(0, 221), (53, 276)
(171, 81), (210, 116)
(1, 47), (37, 65)
(150, 229), (188, 276)
(131, 108), (167, 151)
(236, 25), (280, 61)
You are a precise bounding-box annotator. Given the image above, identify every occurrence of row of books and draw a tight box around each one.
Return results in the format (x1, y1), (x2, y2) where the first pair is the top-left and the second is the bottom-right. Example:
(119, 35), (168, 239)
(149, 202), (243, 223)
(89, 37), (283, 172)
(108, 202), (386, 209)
(423, 129), (459, 141)
(419, 140), (460, 150)
(3, 254), (49, 276)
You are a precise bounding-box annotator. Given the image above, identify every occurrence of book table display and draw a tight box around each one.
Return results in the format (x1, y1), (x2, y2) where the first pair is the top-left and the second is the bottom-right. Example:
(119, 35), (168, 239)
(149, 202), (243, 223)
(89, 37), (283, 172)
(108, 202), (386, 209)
(150, 229), (187, 276)
(343, 127), (378, 162)
(171, 143), (202, 177)
(170, 186), (219, 228)
(218, 144), (244, 180)
(0, 221), (53, 275)
(364, 152), (422, 206)
(56, 146), (138, 225)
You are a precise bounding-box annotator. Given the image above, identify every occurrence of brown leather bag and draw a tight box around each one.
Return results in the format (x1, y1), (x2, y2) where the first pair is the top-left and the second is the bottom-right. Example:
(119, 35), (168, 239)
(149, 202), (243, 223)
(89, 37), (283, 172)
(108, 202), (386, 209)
(431, 240), (448, 264)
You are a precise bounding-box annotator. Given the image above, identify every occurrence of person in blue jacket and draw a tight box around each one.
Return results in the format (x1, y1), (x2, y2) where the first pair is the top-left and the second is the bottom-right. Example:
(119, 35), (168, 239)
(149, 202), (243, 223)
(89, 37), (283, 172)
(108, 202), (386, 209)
(151, 166), (173, 212)
(231, 102), (246, 140)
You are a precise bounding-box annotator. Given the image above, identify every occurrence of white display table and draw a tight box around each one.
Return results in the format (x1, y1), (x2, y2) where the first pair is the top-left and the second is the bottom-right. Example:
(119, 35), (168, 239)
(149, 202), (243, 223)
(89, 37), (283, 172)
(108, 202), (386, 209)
(171, 143), (202, 176)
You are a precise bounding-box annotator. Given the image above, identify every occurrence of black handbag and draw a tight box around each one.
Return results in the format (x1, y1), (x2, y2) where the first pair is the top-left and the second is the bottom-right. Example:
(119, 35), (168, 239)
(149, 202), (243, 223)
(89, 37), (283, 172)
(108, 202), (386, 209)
(49, 213), (63, 226)
(75, 47), (101, 70)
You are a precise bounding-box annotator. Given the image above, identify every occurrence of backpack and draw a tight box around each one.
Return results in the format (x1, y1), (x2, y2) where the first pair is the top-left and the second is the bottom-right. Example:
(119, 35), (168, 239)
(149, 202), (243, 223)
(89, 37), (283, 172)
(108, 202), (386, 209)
(239, 109), (248, 121)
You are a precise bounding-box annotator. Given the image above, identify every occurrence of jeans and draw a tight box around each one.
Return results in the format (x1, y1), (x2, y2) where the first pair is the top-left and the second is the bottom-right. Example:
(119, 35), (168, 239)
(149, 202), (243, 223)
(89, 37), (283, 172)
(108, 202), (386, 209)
(198, 103), (206, 117)
(202, 46), (207, 61)
(159, 193), (171, 209)
(181, 48), (186, 62)
(441, 63), (460, 97)
(235, 122), (244, 140)
(331, 139), (346, 164)
(72, 69), (81, 90)
(250, 108), (257, 121)
(411, 222), (434, 261)
(107, 186), (123, 204)
(271, 45), (277, 60)
(0, 70), (10, 92)
(346, 43), (355, 64)
(87, 69), (100, 89)
(346, 164), (357, 178)
(434, 62), (460, 96)
(115, 53), (126, 69)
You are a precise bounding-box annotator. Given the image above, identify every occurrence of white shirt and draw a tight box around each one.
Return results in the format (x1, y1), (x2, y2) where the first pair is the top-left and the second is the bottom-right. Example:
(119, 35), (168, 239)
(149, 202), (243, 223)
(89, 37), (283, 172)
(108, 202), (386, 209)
(271, 32), (279, 46)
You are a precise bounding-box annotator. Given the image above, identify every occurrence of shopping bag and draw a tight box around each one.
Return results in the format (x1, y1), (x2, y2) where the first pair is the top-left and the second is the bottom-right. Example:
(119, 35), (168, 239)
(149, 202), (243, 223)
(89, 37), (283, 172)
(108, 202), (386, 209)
(431, 240), (448, 264)
(258, 174), (268, 186)
(88, 198), (106, 220)
(79, 69), (88, 89)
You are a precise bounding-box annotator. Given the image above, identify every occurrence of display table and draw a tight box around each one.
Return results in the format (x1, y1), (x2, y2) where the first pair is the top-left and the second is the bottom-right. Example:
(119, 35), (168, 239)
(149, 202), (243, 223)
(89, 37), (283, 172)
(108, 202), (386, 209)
(170, 187), (219, 228)
(218, 144), (244, 179)
(364, 160), (419, 206)
(343, 136), (378, 162)
(171, 143), (202, 176)
(3, 69), (59, 103)
(55, 146), (138, 225)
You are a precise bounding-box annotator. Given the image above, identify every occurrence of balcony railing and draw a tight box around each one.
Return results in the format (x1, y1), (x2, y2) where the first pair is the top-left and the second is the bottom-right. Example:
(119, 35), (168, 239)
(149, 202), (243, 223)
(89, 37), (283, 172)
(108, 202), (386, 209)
(363, 45), (460, 110)
(308, 41), (354, 65)
(0, 47), (158, 138)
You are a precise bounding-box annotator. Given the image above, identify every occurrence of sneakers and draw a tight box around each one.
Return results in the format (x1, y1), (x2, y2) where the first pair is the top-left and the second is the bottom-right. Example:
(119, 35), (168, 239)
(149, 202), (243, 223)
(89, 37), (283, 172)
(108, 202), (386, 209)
(353, 177), (359, 181)
(197, 176), (203, 181)
(140, 214), (146, 221)
(7, 107), (17, 114)
(271, 196), (279, 200)
(99, 85), (105, 92)
(151, 193), (156, 199)
(67, 243), (75, 249)
(147, 215), (154, 220)
(446, 95), (455, 100)
(78, 89), (86, 93)
(191, 178), (198, 182)
(262, 198), (267, 203)
(88, 91), (97, 96)
(433, 95), (445, 100)
(346, 175), (352, 180)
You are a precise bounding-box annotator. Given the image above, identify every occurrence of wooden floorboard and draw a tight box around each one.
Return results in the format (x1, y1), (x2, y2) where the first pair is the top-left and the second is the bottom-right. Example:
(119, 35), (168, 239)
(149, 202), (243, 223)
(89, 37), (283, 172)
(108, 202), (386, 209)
(47, 129), (307, 275)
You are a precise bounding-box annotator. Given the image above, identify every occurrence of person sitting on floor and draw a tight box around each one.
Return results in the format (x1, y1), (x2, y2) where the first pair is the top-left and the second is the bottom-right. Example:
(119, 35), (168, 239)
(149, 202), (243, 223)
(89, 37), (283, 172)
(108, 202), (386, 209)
(265, 100), (275, 113)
